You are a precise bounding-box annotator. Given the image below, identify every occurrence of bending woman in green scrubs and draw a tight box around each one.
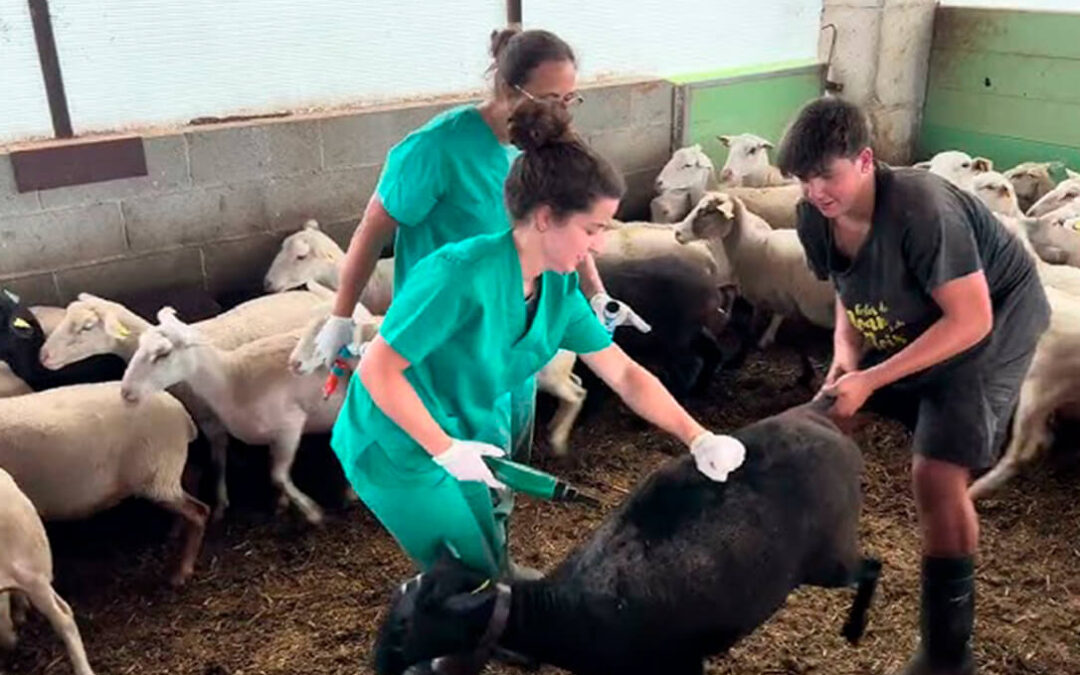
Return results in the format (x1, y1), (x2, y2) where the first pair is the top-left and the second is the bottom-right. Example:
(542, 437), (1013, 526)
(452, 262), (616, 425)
(330, 99), (746, 578)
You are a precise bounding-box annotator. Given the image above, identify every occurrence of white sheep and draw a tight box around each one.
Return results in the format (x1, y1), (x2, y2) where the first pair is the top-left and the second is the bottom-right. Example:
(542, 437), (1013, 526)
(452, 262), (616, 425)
(263, 219), (394, 314)
(120, 309), (345, 525)
(0, 468), (95, 675)
(972, 171), (1023, 217)
(717, 133), (796, 188)
(997, 215), (1080, 299)
(914, 151), (993, 192)
(1026, 172), (1080, 218)
(0, 382), (206, 585)
(651, 145), (720, 223)
(599, 221), (732, 285)
(39, 290), (329, 520)
(968, 285), (1080, 500)
(0, 363), (30, 398)
(674, 192), (835, 349)
(723, 184), (803, 230)
(1004, 162), (1058, 214)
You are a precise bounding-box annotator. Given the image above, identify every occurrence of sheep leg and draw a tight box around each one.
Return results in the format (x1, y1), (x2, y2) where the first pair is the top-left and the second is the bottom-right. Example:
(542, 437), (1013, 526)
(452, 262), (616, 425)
(269, 428), (325, 525)
(968, 388), (1053, 501)
(546, 381), (586, 456)
(156, 492), (210, 586)
(199, 415), (232, 522)
(757, 313), (784, 350)
(690, 329), (724, 396)
(0, 592), (15, 650)
(19, 576), (95, 675)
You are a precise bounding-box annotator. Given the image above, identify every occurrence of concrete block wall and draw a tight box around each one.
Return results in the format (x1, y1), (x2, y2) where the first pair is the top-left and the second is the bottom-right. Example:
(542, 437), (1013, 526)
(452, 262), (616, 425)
(821, 0), (936, 164)
(0, 78), (674, 306)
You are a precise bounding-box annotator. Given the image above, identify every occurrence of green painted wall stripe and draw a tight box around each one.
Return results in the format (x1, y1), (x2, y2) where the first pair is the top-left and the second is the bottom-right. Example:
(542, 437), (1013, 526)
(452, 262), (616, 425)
(685, 71), (821, 167)
(918, 124), (1080, 170)
(923, 87), (1080, 149)
(669, 58), (819, 85)
(928, 48), (1080, 107)
(934, 7), (1080, 60)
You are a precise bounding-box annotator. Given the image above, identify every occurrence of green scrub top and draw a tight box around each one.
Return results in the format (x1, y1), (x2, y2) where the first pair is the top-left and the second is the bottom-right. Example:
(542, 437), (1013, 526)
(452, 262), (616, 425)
(331, 229), (612, 483)
(376, 104), (520, 293)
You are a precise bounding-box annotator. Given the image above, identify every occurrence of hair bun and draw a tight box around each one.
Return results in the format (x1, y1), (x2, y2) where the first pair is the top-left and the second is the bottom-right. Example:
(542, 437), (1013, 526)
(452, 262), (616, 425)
(508, 98), (575, 153)
(490, 27), (522, 60)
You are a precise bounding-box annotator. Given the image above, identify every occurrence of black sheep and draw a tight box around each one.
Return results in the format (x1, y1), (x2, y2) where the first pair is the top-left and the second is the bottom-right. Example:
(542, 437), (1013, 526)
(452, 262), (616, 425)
(373, 397), (880, 675)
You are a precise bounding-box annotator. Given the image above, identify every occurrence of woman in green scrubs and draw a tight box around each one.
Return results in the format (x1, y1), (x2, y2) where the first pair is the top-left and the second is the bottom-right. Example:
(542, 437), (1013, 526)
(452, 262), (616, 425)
(314, 28), (645, 573)
(330, 99), (746, 577)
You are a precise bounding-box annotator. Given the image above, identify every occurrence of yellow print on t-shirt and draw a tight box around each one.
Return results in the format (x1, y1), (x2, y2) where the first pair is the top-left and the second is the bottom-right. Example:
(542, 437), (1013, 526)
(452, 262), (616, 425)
(846, 301), (909, 351)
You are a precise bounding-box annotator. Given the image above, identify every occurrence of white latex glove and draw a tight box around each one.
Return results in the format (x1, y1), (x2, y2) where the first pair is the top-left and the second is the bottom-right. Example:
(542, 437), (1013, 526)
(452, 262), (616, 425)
(313, 315), (356, 369)
(434, 440), (507, 490)
(590, 293), (652, 334)
(690, 432), (747, 482)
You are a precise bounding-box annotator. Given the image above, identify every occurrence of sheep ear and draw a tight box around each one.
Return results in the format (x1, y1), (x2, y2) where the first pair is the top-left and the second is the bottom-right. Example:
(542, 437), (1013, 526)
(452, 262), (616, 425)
(972, 157), (993, 172)
(1067, 168), (1080, 180)
(302, 219), (320, 230)
(761, 140), (774, 150)
(718, 135), (732, 147)
(718, 196), (736, 220)
(913, 161), (932, 170)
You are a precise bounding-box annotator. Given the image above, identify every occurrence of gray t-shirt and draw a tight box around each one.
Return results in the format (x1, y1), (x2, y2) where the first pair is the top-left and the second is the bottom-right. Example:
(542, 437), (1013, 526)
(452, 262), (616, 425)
(797, 163), (1048, 369)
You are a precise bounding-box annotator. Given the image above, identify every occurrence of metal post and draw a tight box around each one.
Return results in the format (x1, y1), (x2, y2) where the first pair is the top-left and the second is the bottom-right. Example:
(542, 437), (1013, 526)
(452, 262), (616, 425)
(507, 0), (522, 28)
(27, 0), (73, 138)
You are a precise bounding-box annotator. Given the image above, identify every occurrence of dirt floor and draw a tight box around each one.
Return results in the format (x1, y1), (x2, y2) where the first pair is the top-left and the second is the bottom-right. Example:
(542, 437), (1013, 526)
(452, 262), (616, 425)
(3, 346), (1079, 675)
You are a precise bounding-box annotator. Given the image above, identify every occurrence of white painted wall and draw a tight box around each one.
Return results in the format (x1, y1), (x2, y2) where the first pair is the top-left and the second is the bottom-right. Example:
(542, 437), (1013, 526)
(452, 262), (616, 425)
(2, 0), (821, 142)
(530, 0), (821, 78)
(0, 0), (55, 143)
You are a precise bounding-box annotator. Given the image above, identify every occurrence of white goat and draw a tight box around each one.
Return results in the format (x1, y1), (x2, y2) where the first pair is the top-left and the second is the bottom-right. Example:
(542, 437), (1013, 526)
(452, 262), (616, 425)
(675, 192), (834, 348)
(263, 219), (394, 314)
(121, 309), (345, 525)
(39, 290), (328, 519)
(0, 383), (206, 585)
(0, 468), (95, 675)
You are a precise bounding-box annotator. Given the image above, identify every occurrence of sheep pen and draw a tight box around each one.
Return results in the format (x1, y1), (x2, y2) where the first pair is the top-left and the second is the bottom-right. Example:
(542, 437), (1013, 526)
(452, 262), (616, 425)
(2, 336), (1077, 675)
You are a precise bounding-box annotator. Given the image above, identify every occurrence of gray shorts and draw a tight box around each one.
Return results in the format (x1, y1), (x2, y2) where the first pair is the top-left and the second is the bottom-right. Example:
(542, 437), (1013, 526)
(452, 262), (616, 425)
(862, 343), (1037, 471)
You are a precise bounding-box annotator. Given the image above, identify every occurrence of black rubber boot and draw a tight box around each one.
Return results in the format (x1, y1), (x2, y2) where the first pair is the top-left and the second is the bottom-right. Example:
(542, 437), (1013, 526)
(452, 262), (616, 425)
(896, 556), (977, 675)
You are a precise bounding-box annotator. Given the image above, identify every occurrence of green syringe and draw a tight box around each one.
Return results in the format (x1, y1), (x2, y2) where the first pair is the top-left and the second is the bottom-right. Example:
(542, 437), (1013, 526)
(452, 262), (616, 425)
(482, 455), (601, 506)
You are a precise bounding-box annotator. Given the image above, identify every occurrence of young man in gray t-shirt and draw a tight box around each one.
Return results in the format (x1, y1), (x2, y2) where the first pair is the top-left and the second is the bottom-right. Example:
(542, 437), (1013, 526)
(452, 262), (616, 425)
(777, 97), (1049, 675)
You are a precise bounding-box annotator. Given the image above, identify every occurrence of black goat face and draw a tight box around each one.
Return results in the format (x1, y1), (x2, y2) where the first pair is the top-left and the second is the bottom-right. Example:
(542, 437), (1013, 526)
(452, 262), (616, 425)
(0, 289), (40, 361)
(373, 555), (498, 675)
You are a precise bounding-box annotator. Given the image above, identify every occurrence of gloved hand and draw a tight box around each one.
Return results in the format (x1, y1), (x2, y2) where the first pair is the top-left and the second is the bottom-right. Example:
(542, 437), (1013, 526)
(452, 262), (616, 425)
(590, 293), (652, 334)
(313, 315), (356, 369)
(434, 440), (507, 490)
(689, 432), (746, 482)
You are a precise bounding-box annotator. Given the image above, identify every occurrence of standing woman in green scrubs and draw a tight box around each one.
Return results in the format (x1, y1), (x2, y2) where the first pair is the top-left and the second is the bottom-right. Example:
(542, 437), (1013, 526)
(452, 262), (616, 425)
(330, 99), (746, 577)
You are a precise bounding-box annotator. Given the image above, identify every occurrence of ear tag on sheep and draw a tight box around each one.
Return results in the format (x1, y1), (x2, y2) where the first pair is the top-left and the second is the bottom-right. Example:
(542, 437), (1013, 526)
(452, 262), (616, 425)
(12, 317), (30, 329)
(114, 322), (131, 338)
(469, 579), (492, 595)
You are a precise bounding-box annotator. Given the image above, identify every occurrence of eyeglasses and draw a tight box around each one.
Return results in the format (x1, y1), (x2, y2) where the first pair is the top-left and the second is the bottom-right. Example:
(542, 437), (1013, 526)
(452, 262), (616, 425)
(513, 84), (584, 108)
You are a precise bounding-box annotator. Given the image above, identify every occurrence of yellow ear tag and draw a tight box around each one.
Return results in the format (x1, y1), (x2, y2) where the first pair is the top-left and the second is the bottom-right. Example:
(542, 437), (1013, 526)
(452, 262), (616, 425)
(12, 317), (31, 329)
(470, 579), (492, 595)
(114, 322), (131, 338)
